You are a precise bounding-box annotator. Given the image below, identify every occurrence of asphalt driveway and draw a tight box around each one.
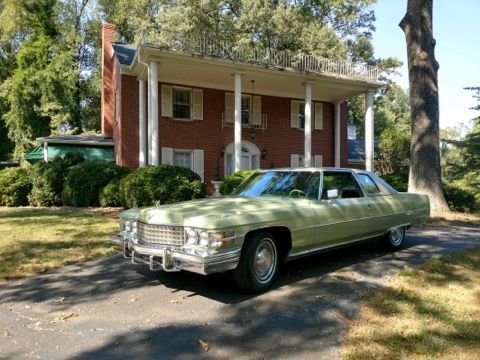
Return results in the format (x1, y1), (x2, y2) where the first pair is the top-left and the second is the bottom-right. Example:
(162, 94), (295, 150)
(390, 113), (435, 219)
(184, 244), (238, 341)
(1, 226), (479, 360)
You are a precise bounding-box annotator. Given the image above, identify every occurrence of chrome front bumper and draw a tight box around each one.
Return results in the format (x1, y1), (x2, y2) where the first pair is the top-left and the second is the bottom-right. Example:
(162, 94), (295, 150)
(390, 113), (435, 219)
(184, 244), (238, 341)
(111, 235), (241, 275)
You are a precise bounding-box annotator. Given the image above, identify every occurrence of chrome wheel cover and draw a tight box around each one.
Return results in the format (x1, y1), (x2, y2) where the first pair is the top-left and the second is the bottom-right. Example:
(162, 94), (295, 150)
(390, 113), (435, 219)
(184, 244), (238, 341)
(254, 238), (277, 284)
(390, 227), (404, 247)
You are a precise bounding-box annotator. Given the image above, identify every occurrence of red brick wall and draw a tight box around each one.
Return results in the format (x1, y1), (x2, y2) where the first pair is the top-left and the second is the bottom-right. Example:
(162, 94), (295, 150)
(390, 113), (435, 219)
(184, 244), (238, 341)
(115, 78), (350, 184)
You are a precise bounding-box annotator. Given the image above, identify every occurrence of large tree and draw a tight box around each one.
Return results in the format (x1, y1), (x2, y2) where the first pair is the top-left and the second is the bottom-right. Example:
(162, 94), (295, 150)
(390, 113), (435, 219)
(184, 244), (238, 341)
(0, 0), (102, 161)
(399, 0), (449, 212)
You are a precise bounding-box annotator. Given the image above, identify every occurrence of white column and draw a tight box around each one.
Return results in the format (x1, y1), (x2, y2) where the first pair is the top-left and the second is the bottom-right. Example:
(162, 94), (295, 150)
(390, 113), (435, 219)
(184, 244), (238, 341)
(147, 65), (152, 164)
(334, 101), (341, 167)
(138, 79), (147, 167)
(234, 72), (242, 173)
(365, 90), (375, 171)
(149, 61), (159, 165)
(304, 81), (312, 167)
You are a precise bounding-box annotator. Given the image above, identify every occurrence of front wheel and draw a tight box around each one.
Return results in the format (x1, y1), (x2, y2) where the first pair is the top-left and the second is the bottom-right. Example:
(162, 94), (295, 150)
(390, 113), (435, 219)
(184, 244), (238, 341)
(234, 232), (279, 293)
(383, 226), (406, 250)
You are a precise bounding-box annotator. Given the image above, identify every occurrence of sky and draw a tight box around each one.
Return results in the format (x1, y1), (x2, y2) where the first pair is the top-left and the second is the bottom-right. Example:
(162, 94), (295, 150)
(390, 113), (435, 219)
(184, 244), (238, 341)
(371, 0), (480, 132)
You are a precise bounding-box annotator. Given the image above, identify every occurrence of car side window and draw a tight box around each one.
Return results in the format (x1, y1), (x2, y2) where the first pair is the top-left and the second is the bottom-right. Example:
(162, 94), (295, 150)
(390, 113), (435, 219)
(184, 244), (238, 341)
(322, 172), (363, 199)
(357, 174), (381, 195)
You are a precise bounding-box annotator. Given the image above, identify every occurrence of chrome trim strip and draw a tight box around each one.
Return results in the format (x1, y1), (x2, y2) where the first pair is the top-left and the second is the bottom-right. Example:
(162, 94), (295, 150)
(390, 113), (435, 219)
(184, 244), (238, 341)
(290, 209), (427, 232)
(287, 222), (412, 260)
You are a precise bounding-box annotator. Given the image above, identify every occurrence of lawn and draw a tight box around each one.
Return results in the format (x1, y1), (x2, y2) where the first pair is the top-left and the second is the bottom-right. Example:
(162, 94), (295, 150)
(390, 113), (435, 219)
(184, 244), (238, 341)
(0, 207), (120, 280)
(342, 248), (480, 359)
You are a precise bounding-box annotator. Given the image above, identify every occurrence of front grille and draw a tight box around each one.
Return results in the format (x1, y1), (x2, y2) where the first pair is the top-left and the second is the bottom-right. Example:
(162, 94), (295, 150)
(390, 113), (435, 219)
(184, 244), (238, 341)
(137, 223), (185, 247)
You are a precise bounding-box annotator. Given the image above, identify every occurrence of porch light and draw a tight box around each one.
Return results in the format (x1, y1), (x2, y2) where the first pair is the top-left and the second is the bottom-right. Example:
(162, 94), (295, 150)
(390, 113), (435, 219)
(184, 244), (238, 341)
(220, 145), (225, 158)
(261, 148), (267, 159)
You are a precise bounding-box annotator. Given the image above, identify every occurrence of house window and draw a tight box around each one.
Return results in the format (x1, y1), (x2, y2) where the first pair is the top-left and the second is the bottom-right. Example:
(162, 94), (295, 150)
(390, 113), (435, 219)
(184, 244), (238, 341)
(173, 88), (191, 119)
(241, 95), (250, 125)
(173, 150), (193, 169)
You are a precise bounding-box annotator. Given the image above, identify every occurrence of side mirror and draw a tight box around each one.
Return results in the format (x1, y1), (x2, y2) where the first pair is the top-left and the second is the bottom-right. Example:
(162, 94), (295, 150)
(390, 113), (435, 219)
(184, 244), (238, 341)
(327, 189), (339, 199)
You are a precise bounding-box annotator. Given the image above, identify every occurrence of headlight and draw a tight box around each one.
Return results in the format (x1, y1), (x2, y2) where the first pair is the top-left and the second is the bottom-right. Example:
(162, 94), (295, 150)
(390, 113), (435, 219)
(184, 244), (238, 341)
(184, 228), (235, 248)
(122, 219), (137, 234)
(185, 228), (199, 245)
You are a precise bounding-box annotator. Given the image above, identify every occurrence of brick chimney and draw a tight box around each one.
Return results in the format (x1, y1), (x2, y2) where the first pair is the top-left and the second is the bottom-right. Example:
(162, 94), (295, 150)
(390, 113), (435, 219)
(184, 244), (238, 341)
(101, 23), (116, 137)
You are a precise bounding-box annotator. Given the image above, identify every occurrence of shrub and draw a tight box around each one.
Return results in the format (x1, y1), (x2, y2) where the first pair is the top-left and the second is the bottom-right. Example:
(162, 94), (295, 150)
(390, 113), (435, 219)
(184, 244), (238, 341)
(99, 179), (123, 207)
(443, 182), (477, 213)
(381, 172), (408, 192)
(63, 161), (130, 207)
(29, 153), (85, 206)
(119, 165), (206, 207)
(219, 170), (255, 195)
(0, 167), (32, 206)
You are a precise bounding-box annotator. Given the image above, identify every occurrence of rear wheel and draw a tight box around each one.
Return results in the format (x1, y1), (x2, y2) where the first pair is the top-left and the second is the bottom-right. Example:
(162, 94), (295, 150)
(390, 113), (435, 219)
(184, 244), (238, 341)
(234, 232), (279, 293)
(383, 226), (406, 250)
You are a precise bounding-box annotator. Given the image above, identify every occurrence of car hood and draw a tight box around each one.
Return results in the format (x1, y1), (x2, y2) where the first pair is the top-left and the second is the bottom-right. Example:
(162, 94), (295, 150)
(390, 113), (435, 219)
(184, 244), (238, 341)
(121, 196), (312, 229)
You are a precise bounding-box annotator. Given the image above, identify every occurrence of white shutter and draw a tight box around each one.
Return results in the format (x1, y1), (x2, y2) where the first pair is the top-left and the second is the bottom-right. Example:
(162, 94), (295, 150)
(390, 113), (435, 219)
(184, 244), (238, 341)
(290, 154), (300, 168)
(192, 89), (203, 120)
(252, 95), (262, 126)
(314, 102), (323, 130)
(161, 147), (173, 165)
(161, 85), (173, 117)
(291, 100), (299, 128)
(225, 92), (234, 123)
(193, 149), (204, 182)
(314, 155), (323, 168)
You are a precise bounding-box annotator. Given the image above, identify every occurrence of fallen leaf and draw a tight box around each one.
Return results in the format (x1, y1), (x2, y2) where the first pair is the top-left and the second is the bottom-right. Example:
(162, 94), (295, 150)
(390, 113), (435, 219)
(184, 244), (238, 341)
(52, 313), (79, 323)
(315, 295), (326, 299)
(54, 297), (65, 304)
(198, 338), (209, 352)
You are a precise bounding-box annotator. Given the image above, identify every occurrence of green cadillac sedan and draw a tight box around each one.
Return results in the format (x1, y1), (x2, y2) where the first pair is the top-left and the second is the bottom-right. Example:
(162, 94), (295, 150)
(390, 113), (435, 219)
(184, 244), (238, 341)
(112, 168), (430, 292)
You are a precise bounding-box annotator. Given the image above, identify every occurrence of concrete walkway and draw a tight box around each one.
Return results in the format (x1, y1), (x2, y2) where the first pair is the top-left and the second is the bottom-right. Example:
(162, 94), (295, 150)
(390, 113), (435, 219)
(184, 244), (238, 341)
(0, 226), (479, 360)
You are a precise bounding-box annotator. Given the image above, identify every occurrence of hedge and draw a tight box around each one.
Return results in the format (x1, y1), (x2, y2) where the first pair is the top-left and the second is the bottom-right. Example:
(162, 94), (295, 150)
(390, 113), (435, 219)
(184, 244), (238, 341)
(62, 161), (130, 207)
(119, 165), (206, 207)
(28, 153), (85, 206)
(0, 167), (32, 206)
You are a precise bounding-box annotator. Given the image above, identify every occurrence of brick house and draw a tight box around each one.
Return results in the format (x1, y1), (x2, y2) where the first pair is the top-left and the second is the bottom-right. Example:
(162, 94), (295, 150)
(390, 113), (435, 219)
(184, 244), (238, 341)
(101, 24), (382, 192)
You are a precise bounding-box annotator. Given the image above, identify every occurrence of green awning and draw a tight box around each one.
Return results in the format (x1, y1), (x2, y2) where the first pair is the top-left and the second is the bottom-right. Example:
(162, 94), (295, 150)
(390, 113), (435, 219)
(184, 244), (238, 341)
(25, 146), (44, 164)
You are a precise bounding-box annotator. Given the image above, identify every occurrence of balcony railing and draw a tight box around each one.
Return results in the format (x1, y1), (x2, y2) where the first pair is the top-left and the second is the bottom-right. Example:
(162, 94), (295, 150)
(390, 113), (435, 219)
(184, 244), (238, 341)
(222, 113), (268, 131)
(142, 35), (379, 82)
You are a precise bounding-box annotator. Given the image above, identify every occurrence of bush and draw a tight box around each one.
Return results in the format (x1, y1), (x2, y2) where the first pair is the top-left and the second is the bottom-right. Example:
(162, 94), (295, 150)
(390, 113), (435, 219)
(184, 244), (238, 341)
(381, 172), (408, 192)
(443, 182), (477, 213)
(99, 179), (123, 207)
(63, 161), (130, 207)
(0, 167), (32, 206)
(219, 170), (255, 195)
(119, 165), (206, 207)
(29, 153), (85, 206)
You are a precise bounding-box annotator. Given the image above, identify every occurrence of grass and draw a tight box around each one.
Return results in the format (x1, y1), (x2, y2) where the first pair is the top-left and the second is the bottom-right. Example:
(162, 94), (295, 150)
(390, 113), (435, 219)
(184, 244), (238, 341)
(0, 207), (120, 281)
(342, 248), (480, 360)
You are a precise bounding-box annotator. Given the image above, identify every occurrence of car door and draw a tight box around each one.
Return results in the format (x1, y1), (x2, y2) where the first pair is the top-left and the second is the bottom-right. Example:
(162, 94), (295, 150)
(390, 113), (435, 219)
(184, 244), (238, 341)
(309, 170), (378, 248)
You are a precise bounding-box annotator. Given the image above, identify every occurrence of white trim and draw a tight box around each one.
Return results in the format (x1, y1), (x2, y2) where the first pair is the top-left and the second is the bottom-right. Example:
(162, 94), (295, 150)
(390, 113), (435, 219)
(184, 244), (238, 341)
(150, 61), (159, 165)
(161, 85), (173, 117)
(334, 101), (341, 167)
(314, 154), (323, 168)
(234, 72), (242, 173)
(192, 89), (203, 120)
(304, 82), (312, 167)
(365, 91), (374, 171)
(161, 147), (173, 165)
(290, 154), (300, 168)
(193, 149), (204, 181)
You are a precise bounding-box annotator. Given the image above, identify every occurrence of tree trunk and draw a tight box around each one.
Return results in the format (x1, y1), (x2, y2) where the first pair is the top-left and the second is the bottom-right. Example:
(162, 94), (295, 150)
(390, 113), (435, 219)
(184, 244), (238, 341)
(399, 0), (449, 212)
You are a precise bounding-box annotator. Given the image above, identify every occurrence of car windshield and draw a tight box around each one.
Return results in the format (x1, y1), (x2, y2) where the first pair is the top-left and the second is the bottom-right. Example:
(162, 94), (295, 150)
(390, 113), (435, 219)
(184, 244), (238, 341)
(232, 171), (320, 200)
